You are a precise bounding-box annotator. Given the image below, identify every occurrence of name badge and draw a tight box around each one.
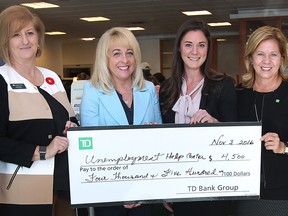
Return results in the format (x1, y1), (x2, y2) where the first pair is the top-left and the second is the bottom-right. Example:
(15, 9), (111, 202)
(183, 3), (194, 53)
(10, 83), (26, 89)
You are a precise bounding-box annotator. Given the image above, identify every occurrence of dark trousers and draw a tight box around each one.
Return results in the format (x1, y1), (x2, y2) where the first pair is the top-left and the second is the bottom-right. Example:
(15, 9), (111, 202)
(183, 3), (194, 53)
(173, 201), (231, 216)
(94, 204), (152, 216)
(0, 204), (52, 216)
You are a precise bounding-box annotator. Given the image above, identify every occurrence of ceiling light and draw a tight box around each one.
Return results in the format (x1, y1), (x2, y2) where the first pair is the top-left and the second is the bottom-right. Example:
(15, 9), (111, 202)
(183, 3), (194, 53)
(208, 22), (231, 27)
(230, 8), (288, 19)
(80, 17), (110, 22)
(217, 39), (227, 42)
(126, 27), (145, 31)
(45, 31), (66, 35)
(81, 37), (96, 41)
(182, 10), (212, 16)
(21, 2), (59, 9)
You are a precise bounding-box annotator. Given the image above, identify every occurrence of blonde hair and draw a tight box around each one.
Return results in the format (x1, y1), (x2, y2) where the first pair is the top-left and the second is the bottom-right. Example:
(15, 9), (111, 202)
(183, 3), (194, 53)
(0, 5), (45, 65)
(91, 27), (145, 93)
(242, 26), (288, 88)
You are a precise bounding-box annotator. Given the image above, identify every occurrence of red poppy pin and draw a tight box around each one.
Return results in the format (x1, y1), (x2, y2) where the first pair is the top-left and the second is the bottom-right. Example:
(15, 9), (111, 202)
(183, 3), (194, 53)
(45, 77), (55, 85)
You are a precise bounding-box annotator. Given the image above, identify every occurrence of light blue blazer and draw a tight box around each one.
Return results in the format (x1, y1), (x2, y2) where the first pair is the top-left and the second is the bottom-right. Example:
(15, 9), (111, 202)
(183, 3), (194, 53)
(80, 80), (162, 126)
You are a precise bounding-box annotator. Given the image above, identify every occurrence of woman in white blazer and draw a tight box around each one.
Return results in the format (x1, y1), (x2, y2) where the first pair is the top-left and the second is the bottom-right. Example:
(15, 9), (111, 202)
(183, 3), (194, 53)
(80, 27), (162, 216)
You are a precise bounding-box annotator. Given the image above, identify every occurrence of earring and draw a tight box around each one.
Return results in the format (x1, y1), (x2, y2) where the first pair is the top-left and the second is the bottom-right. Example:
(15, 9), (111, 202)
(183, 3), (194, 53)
(37, 44), (40, 49)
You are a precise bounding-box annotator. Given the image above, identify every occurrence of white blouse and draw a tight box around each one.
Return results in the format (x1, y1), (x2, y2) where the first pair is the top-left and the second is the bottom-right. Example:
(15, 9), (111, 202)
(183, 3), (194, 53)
(172, 77), (204, 123)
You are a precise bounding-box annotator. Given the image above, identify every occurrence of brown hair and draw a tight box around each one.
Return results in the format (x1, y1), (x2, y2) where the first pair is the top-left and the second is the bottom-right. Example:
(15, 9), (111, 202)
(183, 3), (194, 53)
(0, 5), (45, 65)
(160, 19), (225, 115)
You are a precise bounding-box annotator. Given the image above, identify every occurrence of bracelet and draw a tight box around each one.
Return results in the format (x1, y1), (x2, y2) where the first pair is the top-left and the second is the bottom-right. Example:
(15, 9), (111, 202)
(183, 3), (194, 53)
(39, 146), (47, 160)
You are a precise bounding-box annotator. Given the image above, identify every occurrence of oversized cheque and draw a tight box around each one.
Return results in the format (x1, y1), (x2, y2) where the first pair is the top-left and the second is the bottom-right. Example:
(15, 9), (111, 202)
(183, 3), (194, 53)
(67, 122), (261, 207)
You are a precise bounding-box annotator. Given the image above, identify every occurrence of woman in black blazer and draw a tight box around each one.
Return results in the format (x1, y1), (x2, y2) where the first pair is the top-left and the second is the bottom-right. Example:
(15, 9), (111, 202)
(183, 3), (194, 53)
(159, 19), (237, 216)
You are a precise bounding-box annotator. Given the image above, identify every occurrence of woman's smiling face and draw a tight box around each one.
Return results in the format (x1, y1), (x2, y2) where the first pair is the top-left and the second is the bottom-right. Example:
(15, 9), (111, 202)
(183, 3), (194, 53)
(179, 30), (208, 71)
(8, 22), (39, 64)
(107, 45), (135, 82)
(251, 38), (282, 81)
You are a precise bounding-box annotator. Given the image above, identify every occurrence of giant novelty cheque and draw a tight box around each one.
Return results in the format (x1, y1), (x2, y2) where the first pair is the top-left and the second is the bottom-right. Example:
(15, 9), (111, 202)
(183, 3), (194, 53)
(67, 122), (261, 207)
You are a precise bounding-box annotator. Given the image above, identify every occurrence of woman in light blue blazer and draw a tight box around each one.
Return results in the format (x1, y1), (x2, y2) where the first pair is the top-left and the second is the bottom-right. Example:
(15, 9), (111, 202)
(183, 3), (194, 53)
(80, 27), (162, 216)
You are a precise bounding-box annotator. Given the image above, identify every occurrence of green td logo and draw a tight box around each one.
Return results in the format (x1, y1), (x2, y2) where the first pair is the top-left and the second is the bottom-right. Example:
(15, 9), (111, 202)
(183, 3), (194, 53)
(78, 137), (93, 150)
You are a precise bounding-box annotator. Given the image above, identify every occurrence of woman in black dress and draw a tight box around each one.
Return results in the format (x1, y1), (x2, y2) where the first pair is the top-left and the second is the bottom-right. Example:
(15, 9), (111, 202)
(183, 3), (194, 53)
(236, 25), (288, 216)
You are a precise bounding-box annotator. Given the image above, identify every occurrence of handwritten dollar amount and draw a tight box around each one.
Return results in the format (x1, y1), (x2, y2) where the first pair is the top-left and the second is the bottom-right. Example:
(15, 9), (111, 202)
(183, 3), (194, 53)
(209, 153), (246, 162)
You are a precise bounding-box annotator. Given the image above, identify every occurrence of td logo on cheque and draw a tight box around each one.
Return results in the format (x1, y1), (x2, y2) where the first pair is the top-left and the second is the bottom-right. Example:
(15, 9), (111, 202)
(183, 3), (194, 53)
(79, 137), (93, 150)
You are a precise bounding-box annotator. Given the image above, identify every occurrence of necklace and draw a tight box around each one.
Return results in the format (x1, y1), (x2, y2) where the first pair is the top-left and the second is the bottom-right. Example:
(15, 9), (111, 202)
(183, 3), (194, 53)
(116, 89), (133, 107)
(254, 92), (265, 122)
(122, 91), (132, 104)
